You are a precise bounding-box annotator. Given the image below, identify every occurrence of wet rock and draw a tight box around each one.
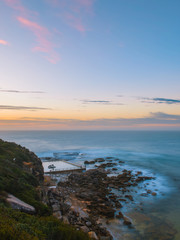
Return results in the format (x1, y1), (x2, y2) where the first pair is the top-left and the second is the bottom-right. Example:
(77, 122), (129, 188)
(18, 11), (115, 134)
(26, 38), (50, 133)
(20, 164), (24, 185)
(116, 211), (124, 219)
(123, 216), (132, 225)
(136, 176), (154, 182)
(95, 158), (105, 163)
(115, 201), (122, 208)
(140, 193), (148, 197)
(151, 192), (157, 196)
(53, 167), (155, 239)
(119, 198), (127, 202)
(118, 160), (125, 164)
(103, 208), (115, 218)
(125, 195), (134, 201)
(84, 160), (95, 164)
(98, 163), (117, 169)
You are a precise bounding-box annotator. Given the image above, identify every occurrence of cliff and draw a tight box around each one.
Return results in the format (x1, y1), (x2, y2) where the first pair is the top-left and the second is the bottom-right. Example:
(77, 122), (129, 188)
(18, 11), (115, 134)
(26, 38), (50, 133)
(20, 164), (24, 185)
(0, 139), (89, 240)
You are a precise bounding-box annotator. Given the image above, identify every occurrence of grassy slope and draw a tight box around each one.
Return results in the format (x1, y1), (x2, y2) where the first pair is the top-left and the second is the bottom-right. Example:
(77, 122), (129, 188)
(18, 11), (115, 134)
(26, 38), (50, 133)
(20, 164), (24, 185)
(0, 139), (89, 240)
(0, 139), (48, 215)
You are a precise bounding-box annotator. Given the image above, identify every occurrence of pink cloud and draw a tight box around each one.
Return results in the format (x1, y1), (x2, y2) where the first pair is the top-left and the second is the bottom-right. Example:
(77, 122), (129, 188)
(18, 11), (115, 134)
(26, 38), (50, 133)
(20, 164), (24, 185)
(3, 0), (30, 17)
(17, 17), (59, 63)
(3, 0), (59, 63)
(47, 0), (95, 32)
(76, 0), (94, 8)
(65, 13), (86, 32)
(0, 40), (9, 45)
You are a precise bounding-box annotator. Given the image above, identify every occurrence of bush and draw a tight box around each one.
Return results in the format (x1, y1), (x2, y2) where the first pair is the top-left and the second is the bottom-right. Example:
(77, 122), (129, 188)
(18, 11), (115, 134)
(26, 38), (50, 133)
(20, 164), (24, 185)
(0, 207), (89, 240)
(0, 139), (90, 239)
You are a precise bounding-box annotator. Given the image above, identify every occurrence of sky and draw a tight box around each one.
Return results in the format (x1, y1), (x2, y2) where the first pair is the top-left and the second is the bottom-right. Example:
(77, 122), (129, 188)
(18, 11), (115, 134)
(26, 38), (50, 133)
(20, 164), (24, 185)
(0, 0), (180, 130)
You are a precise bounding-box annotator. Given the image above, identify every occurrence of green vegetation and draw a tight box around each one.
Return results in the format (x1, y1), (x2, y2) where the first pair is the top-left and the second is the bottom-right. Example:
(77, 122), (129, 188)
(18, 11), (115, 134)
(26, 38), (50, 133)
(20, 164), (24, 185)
(0, 139), (48, 215)
(0, 139), (42, 167)
(0, 139), (89, 240)
(0, 207), (89, 240)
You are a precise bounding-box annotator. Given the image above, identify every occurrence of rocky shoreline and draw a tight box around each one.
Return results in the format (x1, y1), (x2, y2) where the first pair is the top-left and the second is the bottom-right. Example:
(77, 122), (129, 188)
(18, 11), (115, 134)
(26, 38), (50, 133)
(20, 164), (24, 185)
(45, 157), (156, 239)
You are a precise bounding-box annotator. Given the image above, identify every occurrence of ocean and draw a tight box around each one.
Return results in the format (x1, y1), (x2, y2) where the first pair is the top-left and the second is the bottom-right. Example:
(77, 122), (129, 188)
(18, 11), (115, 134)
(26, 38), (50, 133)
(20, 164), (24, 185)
(1, 130), (180, 240)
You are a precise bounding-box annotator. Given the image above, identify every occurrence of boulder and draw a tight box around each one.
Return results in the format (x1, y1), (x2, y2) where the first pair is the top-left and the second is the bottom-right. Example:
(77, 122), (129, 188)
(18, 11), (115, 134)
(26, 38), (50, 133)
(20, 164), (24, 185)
(7, 194), (35, 214)
(80, 226), (89, 233)
(125, 195), (133, 201)
(88, 231), (98, 239)
(116, 211), (124, 219)
(123, 216), (132, 225)
(86, 221), (92, 227)
(151, 192), (157, 196)
(52, 203), (60, 212)
(53, 211), (62, 220)
(62, 216), (69, 224)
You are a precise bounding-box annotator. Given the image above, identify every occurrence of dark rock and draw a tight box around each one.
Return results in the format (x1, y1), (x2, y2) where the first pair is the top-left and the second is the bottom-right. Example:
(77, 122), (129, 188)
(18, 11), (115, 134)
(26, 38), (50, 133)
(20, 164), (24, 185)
(116, 211), (124, 219)
(80, 226), (89, 233)
(123, 216), (132, 225)
(86, 221), (92, 227)
(95, 158), (105, 163)
(140, 193), (148, 197)
(125, 195), (134, 201)
(84, 160), (95, 164)
(118, 160), (125, 164)
(119, 198), (127, 202)
(151, 192), (157, 196)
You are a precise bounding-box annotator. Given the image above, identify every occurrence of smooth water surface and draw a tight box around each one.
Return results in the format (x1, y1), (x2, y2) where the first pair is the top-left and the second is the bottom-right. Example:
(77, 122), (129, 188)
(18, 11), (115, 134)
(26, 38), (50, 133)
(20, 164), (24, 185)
(1, 130), (180, 239)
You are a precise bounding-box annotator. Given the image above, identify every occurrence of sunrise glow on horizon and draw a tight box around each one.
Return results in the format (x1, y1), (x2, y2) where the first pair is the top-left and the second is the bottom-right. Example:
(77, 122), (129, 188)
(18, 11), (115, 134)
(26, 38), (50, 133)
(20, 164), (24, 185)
(0, 0), (180, 130)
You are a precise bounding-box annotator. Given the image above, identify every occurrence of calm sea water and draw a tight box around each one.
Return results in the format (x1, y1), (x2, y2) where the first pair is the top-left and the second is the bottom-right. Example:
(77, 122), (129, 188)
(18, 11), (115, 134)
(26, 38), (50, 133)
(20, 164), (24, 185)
(1, 130), (180, 239)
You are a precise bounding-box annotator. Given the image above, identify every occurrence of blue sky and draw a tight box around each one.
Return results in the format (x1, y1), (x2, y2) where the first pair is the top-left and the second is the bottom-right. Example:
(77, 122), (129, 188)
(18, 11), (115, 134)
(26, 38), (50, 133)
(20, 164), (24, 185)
(0, 0), (180, 130)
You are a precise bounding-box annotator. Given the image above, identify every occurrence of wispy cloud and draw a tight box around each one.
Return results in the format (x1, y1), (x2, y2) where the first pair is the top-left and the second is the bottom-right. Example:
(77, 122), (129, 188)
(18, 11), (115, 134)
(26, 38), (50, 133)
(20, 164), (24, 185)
(81, 99), (123, 105)
(0, 105), (51, 111)
(3, 0), (28, 15)
(151, 112), (180, 120)
(0, 89), (45, 94)
(47, 0), (95, 32)
(140, 97), (180, 104)
(17, 16), (59, 63)
(1, 112), (179, 130)
(116, 95), (124, 97)
(3, 0), (59, 63)
(0, 39), (9, 45)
